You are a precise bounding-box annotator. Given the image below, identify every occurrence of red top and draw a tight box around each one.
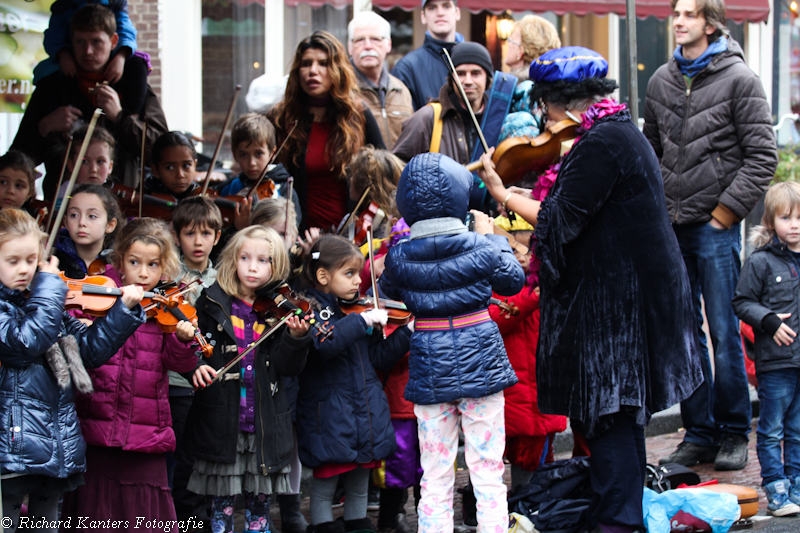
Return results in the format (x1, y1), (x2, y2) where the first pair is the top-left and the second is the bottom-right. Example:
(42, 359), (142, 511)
(305, 121), (348, 230)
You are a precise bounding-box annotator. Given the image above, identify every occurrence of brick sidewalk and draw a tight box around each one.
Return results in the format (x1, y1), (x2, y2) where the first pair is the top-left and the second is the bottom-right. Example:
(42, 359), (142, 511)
(270, 421), (797, 531)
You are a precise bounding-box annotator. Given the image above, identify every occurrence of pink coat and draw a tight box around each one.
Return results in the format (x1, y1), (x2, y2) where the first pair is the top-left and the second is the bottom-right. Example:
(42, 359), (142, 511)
(76, 267), (198, 454)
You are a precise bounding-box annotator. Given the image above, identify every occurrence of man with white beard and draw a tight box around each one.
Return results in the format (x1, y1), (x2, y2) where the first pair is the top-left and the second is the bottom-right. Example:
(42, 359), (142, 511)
(348, 11), (414, 148)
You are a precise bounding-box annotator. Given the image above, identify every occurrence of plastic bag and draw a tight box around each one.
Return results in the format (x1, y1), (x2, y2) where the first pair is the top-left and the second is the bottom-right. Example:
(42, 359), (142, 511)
(508, 512), (537, 533)
(642, 487), (740, 533)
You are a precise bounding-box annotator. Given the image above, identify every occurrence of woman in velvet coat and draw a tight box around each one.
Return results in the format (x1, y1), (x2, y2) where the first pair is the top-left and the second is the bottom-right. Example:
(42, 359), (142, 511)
(478, 47), (702, 533)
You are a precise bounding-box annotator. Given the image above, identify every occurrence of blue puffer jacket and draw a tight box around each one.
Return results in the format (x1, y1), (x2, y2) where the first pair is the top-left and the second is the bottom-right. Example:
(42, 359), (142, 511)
(295, 289), (411, 469)
(0, 272), (144, 478)
(380, 153), (525, 405)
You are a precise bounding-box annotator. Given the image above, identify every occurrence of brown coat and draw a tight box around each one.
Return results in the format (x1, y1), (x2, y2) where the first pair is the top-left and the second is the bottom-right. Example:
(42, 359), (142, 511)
(392, 84), (482, 165)
(354, 67), (413, 148)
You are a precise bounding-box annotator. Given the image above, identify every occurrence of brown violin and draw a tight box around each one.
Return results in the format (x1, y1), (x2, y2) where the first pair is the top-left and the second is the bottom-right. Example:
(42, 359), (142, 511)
(253, 283), (333, 342)
(190, 179), (276, 227)
(466, 118), (579, 184)
(489, 297), (520, 319)
(142, 283), (215, 358)
(108, 182), (179, 220)
(339, 296), (412, 327)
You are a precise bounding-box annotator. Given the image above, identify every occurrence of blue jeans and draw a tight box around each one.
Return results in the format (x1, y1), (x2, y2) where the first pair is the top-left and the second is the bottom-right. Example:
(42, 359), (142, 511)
(757, 369), (800, 485)
(674, 222), (751, 446)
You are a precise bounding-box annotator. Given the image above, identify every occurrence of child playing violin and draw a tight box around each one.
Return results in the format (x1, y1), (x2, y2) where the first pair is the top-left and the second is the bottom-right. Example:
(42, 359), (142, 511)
(0, 208), (145, 531)
(379, 153), (525, 533)
(61, 217), (200, 532)
(55, 184), (124, 281)
(186, 225), (312, 533)
(144, 131), (201, 201)
(297, 234), (412, 533)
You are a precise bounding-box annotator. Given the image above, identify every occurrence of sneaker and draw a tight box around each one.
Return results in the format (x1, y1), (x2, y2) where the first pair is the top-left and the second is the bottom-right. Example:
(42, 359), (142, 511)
(658, 441), (718, 466)
(367, 485), (380, 511)
(765, 479), (800, 516)
(714, 434), (749, 471)
(789, 476), (800, 506)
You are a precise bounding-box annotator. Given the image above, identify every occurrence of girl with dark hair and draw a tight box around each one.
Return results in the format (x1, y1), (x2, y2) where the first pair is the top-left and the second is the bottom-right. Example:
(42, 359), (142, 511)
(54, 183), (125, 281)
(270, 31), (386, 231)
(144, 131), (200, 200)
(296, 234), (411, 533)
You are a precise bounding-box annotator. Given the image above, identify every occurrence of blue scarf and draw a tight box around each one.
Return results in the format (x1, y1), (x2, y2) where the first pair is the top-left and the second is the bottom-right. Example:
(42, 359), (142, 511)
(674, 37), (728, 78)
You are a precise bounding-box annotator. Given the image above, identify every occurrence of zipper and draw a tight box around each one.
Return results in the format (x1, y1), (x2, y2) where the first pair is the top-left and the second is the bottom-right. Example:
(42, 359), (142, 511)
(256, 367), (268, 475)
(381, 107), (389, 141)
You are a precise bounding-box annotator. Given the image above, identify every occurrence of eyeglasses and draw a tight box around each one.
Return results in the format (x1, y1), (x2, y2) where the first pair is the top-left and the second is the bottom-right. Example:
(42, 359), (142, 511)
(351, 36), (386, 46)
(507, 38), (522, 48)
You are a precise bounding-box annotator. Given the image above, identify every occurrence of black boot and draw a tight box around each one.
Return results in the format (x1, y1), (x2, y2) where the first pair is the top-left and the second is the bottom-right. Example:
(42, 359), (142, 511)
(308, 520), (346, 533)
(457, 483), (478, 529)
(343, 517), (375, 532)
(278, 493), (309, 533)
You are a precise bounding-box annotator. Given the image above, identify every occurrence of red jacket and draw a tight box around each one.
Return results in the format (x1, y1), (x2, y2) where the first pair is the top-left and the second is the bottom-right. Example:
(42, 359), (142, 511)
(490, 289), (567, 438)
(376, 323), (415, 419)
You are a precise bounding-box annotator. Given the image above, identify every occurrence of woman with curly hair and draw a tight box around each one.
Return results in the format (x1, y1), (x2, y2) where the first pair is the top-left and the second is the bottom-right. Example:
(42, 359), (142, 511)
(270, 31), (386, 231)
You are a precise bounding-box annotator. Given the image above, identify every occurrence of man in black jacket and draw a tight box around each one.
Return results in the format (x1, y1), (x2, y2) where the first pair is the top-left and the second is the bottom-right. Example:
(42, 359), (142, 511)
(391, 0), (464, 110)
(644, 0), (777, 471)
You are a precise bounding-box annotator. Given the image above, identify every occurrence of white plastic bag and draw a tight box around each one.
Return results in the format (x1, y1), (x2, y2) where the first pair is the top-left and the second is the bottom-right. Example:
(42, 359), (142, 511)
(642, 487), (740, 533)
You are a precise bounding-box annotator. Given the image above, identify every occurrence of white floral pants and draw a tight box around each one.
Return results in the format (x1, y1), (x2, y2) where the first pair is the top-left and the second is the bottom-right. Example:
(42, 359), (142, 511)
(414, 391), (508, 533)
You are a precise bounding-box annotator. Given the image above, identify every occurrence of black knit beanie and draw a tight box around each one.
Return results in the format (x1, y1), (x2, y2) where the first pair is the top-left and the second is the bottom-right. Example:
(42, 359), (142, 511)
(449, 42), (493, 78)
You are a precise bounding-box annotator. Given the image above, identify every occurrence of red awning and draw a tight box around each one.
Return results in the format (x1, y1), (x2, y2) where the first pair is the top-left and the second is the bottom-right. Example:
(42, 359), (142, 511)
(371, 0), (770, 24)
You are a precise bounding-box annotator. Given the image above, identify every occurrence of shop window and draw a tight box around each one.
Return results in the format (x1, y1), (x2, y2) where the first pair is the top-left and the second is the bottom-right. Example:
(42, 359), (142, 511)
(618, 16), (670, 113)
(774, 2), (800, 145)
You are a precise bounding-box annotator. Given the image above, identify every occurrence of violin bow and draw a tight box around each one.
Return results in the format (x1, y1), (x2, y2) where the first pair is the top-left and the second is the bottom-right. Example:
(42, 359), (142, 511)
(138, 117), (148, 218)
(45, 136), (74, 232)
(45, 108), (103, 257)
(283, 177), (294, 247)
(192, 310), (297, 394)
(200, 85), (241, 196)
(442, 48), (490, 156)
(249, 120), (298, 200)
(366, 225), (386, 340)
(338, 186), (371, 238)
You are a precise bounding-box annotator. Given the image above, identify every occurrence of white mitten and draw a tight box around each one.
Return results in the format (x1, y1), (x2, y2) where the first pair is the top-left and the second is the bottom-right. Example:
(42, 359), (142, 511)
(360, 308), (389, 327)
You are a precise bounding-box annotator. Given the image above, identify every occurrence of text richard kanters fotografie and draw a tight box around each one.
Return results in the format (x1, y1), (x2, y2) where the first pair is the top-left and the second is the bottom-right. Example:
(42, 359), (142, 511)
(3, 515), (205, 531)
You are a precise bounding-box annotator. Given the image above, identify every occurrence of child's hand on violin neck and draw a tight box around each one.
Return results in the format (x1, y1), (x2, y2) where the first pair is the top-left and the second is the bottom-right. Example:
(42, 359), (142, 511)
(39, 256), (60, 275)
(175, 319), (198, 343)
(286, 314), (311, 338)
(119, 285), (145, 309)
(361, 308), (388, 327)
(192, 364), (217, 389)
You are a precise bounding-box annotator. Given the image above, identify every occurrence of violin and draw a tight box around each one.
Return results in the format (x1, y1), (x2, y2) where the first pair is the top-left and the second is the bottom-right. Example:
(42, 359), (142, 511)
(339, 295), (412, 327)
(253, 283), (334, 342)
(108, 182), (179, 220)
(493, 226), (530, 256)
(142, 282), (215, 358)
(465, 118), (580, 184)
(489, 297), (520, 319)
(352, 202), (386, 246)
(340, 225), (412, 330)
(190, 179), (276, 227)
(28, 199), (50, 229)
(60, 272), (159, 316)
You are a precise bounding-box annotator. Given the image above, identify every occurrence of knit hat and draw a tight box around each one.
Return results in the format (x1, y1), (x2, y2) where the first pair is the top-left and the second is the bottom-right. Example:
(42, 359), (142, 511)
(529, 46), (618, 106)
(450, 42), (493, 79)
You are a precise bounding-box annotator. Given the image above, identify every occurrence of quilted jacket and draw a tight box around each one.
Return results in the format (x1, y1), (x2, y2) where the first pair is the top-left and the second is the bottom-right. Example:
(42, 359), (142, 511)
(295, 289), (411, 469)
(75, 267), (198, 454)
(0, 272), (144, 478)
(488, 289), (566, 438)
(643, 39), (776, 226)
(380, 153), (525, 405)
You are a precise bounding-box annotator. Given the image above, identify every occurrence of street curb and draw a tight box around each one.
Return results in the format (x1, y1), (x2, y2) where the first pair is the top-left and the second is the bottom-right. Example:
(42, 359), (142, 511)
(552, 386), (761, 454)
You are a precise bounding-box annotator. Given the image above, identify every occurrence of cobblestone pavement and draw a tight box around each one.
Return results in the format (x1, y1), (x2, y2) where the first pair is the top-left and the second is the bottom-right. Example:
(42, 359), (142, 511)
(270, 421), (800, 532)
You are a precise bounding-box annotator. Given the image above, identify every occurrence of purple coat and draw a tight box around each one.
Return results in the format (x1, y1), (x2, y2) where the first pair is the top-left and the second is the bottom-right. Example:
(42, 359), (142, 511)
(75, 267), (198, 454)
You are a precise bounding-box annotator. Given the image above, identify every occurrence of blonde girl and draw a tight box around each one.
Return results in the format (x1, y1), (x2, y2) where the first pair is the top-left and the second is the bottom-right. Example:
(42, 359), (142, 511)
(0, 208), (144, 533)
(186, 226), (312, 533)
(61, 218), (199, 533)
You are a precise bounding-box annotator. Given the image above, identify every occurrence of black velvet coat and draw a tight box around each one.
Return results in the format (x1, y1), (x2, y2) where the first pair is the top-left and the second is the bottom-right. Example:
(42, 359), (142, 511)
(535, 110), (702, 438)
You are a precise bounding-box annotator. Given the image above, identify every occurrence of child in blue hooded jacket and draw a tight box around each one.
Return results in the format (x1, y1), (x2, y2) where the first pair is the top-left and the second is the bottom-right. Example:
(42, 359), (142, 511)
(380, 152), (525, 533)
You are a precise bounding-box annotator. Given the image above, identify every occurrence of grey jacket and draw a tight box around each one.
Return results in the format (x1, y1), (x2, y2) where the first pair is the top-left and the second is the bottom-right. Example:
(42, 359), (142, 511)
(643, 39), (776, 227)
(733, 241), (800, 374)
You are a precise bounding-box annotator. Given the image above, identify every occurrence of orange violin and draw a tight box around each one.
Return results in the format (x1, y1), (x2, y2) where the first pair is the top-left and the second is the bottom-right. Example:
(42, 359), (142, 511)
(466, 118), (580, 184)
(142, 281), (215, 358)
